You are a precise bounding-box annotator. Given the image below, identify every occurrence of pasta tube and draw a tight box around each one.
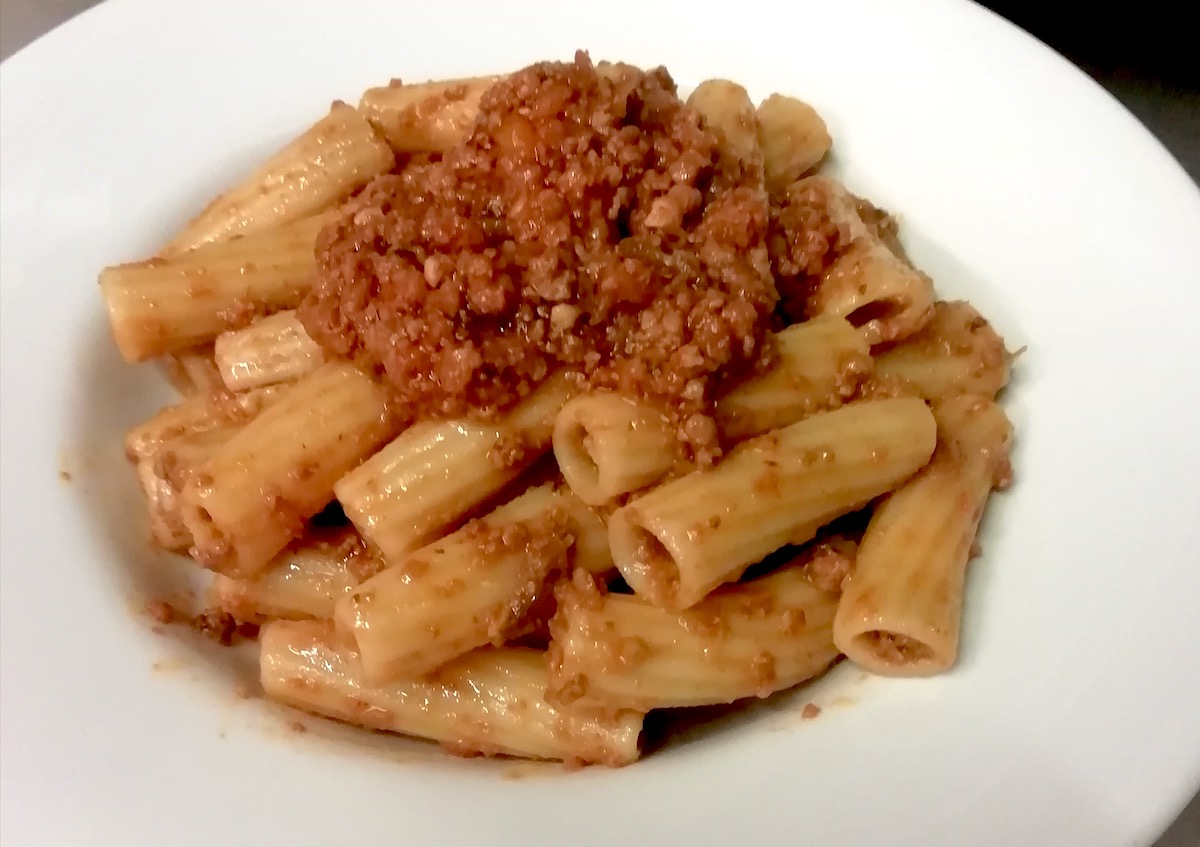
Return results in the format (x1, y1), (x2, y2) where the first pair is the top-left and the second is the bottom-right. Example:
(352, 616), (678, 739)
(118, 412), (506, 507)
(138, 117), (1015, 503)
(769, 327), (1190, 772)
(687, 80), (764, 187)
(335, 372), (573, 563)
(158, 345), (223, 397)
(125, 385), (285, 462)
(181, 362), (398, 577)
(213, 310), (326, 391)
(776, 175), (934, 345)
(872, 300), (1011, 399)
(714, 315), (873, 439)
(549, 565), (841, 710)
(260, 620), (643, 765)
(609, 397), (937, 610)
(552, 394), (679, 506)
(559, 490), (615, 577)
(137, 426), (239, 551)
(555, 317), (873, 506)
(756, 93), (832, 194)
(358, 77), (497, 153)
(101, 215), (326, 362)
(213, 528), (374, 622)
(808, 235), (935, 347)
(833, 394), (1013, 675)
(334, 485), (574, 682)
(161, 102), (393, 255)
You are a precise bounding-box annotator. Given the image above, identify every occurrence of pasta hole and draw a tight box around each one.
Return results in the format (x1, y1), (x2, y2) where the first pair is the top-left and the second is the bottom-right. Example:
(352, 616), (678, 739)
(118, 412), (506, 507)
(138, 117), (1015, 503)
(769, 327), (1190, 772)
(576, 425), (601, 480)
(628, 525), (679, 601)
(857, 630), (934, 665)
(560, 421), (601, 495)
(845, 299), (903, 330)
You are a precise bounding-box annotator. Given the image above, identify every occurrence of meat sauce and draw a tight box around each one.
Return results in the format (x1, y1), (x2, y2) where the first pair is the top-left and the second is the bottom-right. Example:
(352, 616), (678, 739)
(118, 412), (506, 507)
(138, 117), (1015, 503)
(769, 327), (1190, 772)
(300, 52), (778, 458)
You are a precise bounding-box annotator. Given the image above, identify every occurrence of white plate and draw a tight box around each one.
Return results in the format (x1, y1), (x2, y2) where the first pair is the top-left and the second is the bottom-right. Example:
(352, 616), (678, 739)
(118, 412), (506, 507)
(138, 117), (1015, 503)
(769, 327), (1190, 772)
(2, 1), (1199, 845)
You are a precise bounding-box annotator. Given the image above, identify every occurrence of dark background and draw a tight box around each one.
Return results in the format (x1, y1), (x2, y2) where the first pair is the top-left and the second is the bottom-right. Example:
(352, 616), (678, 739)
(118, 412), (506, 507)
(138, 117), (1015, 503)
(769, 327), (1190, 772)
(984, 1), (1199, 181)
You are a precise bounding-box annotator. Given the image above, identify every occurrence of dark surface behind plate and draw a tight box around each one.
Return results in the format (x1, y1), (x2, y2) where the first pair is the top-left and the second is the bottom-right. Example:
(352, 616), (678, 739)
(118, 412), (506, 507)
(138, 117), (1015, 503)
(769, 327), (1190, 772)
(0, 0), (1196, 844)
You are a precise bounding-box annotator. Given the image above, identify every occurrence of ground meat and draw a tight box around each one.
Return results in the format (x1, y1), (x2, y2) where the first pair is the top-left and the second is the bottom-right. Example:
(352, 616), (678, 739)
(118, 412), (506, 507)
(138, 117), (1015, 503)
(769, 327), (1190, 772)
(301, 52), (777, 453)
(791, 535), (857, 594)
(769, 180), (848, 281)
(215, 298), (267, 332)
(767, 177), (900, 325)
(863, 631), (934, 665)
(145, 600), (258, 646)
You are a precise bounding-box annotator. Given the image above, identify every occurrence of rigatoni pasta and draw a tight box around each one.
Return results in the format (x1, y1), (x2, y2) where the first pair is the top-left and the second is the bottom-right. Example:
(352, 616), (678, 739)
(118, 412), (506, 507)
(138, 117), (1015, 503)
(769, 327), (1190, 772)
(213, 528), (374, 622)
(687, 79), (764, 188)
(808, 226), (935, 347)
(775, 174), (936, 346)
(335, 371), (573, 563)
(213, 309), (327, 391)
(608, 398), (938, 610)
(261, 620), (643, 765)
(105, 54), (1019, 767)
(552, 393), (680, 506)
(358, 76), (498, 154)
(833, 395), (1013, 675)
(181, 362), (399, 577)
(124, 385), (286, 462)
(158, 345), (224, 397)
(549, 565), (841, 710)
(102, 214), (328, 362)
(756, 93), (831, 193)
(334, 484), (574, 683)
(872, 300), (1011, 400)
(160, 101), (394, 255)
(554, 317), (872, 506)
(137, 425), (241, 551)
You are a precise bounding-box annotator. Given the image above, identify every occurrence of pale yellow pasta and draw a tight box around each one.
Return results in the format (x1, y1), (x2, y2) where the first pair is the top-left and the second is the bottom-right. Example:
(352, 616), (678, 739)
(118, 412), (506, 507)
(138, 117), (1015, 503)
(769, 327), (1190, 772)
(555, 317), (873, 506)
(213, 310), (326, 391)
(137, 426), (239, 551)
(783, 175), (934, 346)
(715, 315), (873, 439)
(137, 459), (191, 551)
(181, 362), (399, 578)
(260, 620), (643, 765)
(158, 344), (224, 397)
(358, 76), (498, 153)
(358, 67), (647, 157)
(213, 528), (372, 621)
(161, 102), (393, 255)
(809, 235), (935, 347)
(559, 490), (615, 576)
(552, 394), (678, 506)
(872, 301), (1011, 399)
(335, 371), (573, 563)
(335, 484), (573, 682)
(756, 93), (832, 193)
(687, 80), (763, 186)
(833, 395), (1013, 675)
(549, 565), (840, 710)
(786, 174), (872, 238)
(609, 397), (937, 610)
(101, 215), (327, 362)
(125, 385), (286, 462)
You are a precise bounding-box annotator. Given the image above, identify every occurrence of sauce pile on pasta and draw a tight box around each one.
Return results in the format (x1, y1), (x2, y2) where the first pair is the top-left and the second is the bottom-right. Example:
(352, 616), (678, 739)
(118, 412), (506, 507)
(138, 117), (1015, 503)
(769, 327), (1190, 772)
(301, 54), (776, 458)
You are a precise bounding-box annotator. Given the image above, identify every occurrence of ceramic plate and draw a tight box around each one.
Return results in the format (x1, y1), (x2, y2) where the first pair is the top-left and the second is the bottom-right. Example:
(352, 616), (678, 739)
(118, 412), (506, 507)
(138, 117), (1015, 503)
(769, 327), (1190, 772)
(2, 1), (1199, 845)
